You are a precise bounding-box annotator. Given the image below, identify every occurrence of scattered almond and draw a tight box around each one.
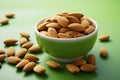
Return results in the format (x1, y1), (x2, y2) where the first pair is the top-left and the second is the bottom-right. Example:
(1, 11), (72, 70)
(87, 54), (96, 65)
(0, 54), (6, 62)
(73, 59), (87, 66)
(66, 64), (80, 73)
(100, 47), (108, 58)
(33, 65), (46, 74)
(19, 37), (28, 45)
(5, 13), (15, 18)
(3, 39), (18, 46)
(24, 54), (39, 62)
(22, 42), (33, 49)
(0, 18), (9, 25)
(80, 64), (97, 72)
(23, 62), (36, 72)
(28, 45), (41, 53)
(16, 48), (27, 58)
(6, 56), (21, 64)
(0, 49), (5, 55)
(19, 32), (30, 39)
(16, 60), (29, 69)
(99, 34), (110, 41)
(6, 46), (15, 56)
(46, 61), (60, 69)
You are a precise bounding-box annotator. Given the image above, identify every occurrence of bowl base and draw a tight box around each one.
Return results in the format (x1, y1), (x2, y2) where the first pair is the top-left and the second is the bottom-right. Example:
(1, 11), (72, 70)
(51, 56), (83, 63)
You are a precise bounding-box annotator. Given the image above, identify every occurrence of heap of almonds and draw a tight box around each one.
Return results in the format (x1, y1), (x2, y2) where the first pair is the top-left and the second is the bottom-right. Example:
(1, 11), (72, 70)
(37, 12), (95, 38)
(0, 12), (110, 74)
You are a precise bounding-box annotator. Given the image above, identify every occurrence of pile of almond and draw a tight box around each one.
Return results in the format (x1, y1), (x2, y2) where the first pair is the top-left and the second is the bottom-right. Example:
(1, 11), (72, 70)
(37, 12), (95, 38)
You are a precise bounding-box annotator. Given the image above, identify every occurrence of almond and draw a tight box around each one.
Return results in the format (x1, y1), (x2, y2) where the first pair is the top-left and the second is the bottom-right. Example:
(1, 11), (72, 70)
(46, 22), (60, 29)
(58, 27), (69, 33)
(69, 13), (84, 19)
(66, 64), (80, 73)
(46, 61), (60, 69)
(22, 42), (33, 49)
(73, 59), (87, 66)
(66, 16), (79, 23)
(68, 23), (85, 32)
(23, 62), (36, 72)
(37, 22), (48, 31)
(87, 54), (96, 65)
(24, 54), (39, 62)
(100, 47), (108, 58)
(16, 60), (29, 69)
(80, 64), (97, 72)
(40, 31), (48, 36)
(28, 45), (41, 53)
(57, 33), (71, 38)
(6, 56), (21, 64)
(0, 18), (9, 25)
(19, 32), (30, 39)
(83, 17), (93, 25)
(33, 65), (46, 74)
(16, 48), (27, 58)
(0, 54), (6, 62)
(56, 16), (69, 27)
(81, 19), (89, 28)
(84, 25), (95, 34)
(19, 37), (28, 45)
(3, 39), (18, 46)
(6, 46), (15, 56)
(0, 49), (5, 55)
(5, 13), (15, 18)
(99, 34), (110, 41)
(48, 27), (58, 38)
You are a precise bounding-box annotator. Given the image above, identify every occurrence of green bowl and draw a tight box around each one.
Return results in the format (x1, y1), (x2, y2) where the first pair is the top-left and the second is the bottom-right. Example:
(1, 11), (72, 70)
(35, 18), (98, 62)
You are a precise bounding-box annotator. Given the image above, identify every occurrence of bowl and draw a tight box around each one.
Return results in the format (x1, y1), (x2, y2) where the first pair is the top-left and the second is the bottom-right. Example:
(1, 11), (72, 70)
(35, 18), (98, 62)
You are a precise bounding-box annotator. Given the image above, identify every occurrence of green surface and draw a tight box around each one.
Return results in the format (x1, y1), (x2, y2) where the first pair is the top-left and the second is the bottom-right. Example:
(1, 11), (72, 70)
(0, 0), (120, 80)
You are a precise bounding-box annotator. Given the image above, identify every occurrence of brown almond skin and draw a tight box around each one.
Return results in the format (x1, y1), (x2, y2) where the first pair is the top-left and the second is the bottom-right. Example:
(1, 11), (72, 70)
(57, 33), (71, 38)
(68, 13), (84, 19)
(19, 32), (30, 39)
(23, 62), (36, 72)
(0, 18), (9, 25)
(16, 60), (29, 69)
(81, 19), (89, 28)
(40, 31), (48, 36)
(22, 42), (33, 49)
(16, 48), (27, 58)
(73, 59), (87, 66)
(100, 47), (108, 58)
(83, 17), (93, 25)
(87, 54), (96, 65)
(99, 34), (110, 41)
(66, 16), (80, 23)
(37, 22), (48, 31)
(68, 23), (85, 32)
(24, 54), (39, 62)
(56, 16), (69, 27)
(48, 27), (58, 38)
(46, 61), (60, 69)
(5, 13), (15, 18)
(84, 25), (95, 34)
(6, 46), (15, 56)
(6, 56), (21, 64)
(0, 54), (6, 62)
(46, 22), (60, 29)
(66, 64), (80, 73)
(80, 64), (97, 72)
(0, 49), (5, 55)
(28, 45), (41, 53)
(3, 39), (18, 46)
(19, 37), (28, 45)
(33, 65), (46, 74)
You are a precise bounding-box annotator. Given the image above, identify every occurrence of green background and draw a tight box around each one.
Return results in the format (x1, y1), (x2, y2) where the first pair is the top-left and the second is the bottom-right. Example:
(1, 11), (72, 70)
(0, 0), (120, 80)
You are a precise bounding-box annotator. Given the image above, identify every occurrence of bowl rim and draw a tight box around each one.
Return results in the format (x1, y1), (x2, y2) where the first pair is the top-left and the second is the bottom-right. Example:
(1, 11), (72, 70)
(35, 17), (98, 41)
